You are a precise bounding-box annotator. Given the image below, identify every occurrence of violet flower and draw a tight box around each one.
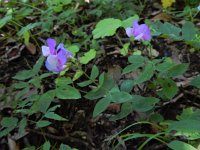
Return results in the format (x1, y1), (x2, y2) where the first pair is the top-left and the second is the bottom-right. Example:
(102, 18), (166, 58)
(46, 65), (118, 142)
(126, 20), (151, 41)
(42, 38), (72, 73)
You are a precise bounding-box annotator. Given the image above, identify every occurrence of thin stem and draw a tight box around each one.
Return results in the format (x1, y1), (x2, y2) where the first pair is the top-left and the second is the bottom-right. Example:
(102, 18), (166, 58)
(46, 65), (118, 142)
(138, 132), (167, 150)
(107, 121), (165, 142)
(116, 33), (124, 47)
(16, 1), (43, 12)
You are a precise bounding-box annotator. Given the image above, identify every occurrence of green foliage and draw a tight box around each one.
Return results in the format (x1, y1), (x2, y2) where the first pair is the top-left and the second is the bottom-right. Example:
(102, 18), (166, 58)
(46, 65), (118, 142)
(151, 21), (200, 49)
(1, 1), (200, 149)
(190, 76), (200, 88)
(92, 18), (122, 39)
(168, 140), (197, 150)
(80, 49), (96, 64)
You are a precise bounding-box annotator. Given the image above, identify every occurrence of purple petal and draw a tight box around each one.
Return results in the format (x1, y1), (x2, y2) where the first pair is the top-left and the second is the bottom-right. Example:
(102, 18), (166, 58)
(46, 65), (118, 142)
(125, 27), (133, 37)
(47, 38), (56, 54)
(57, 49), (68, 66)
(132, 20), (139, 29)
(142, 27), (151, 40)
(57, 43), (65, 51)
(45, 55), (63, 73)
(134, 24), (151, 41)
(42, 46), (50, 57)
(135, 33), (144, 40)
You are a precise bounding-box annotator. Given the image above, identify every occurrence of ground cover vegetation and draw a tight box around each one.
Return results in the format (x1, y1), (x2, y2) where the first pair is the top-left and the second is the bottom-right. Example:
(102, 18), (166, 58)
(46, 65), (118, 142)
(0, 0), (200, 149)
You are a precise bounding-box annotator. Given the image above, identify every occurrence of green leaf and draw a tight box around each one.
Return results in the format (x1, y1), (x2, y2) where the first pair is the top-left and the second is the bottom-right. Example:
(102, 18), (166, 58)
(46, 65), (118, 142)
(42, 141), (51, 150)
(13, 82), (29, 89)
(90, 65), (99, 80)
(31, 90), (55, 114)
(13, 70), (33, 80)
(80, 49), (96, 64)
(182, 21), (196, 41)
(165, 63), (189, 77)
(56, 85), (81, 100)
(122, 15), (139, 28)
(167, 120), (200, 133)
(120, 80), (134, 93)
(68, 45), (80, 56)
(109, 91), (132, 103)
(119, 43), (130, 56)
(109, 102), (133, 121)
(134, 62), (154, 85)
(128, 55), (145, 64)
(0, 117), (18, 138)
(23, 31), (30, 45)
(44, 112), (67, 121)
(84, 73), (115, 100)
(18, 118), (27, 136)
(190, 76), (200, 88)
(36, 120), (51, 128)
(77, 80), (93, 87)
(177, 107), (200, 121)
(17, 23), (41, 36)
(0, 127), (16, 138)
(92, 18), (122, 39)
(159, 22), (181, 40)
(156, 78), (178, 100)
(1, 117), (18, 127)
(73, 70), (83, 81)
(93, 97), (111, 117)
(32, 56), (45, 74)
(59, 144), (67, 150)
(56, 77), (73, 87)
(0, 15), (12, 28)
(122, 55), (145, 74)
(168, 140), (197, 150)
(132, 95), (159, 112)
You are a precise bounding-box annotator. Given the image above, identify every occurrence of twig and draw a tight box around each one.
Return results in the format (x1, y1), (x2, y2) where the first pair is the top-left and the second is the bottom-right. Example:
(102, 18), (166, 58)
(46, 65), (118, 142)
(26, 128), (93, 149)
(157, 93), (184, 108)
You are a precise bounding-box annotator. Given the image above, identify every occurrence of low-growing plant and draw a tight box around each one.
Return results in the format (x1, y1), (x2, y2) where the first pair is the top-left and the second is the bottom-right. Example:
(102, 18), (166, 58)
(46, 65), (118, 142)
(1, 0), (200, 149)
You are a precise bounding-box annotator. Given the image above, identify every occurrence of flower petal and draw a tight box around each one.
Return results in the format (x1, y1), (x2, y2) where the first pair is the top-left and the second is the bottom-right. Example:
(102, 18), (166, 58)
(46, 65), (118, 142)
(45, 55), (63, 73)
(47, 38), (56, 54)
(57, 43), (65, 51)
(42, 46), (50, 57)
(57, 49), (68, 66)
(132, 20), (139, 29)
(125, 27), (133, 37)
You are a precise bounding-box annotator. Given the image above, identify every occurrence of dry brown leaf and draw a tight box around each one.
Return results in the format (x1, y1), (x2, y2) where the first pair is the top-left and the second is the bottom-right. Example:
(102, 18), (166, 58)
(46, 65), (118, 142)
(151, 13), (171, 22)
(25, 43), (36, 55)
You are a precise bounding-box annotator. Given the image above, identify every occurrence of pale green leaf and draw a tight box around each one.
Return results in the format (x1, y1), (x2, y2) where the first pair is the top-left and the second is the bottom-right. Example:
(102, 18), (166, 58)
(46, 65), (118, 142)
(42, 141), (51, 150)
(93, 18), (122, 39)
(80, 49), (96, 64)
(56, 85), (81, 100)
(0, 15), (12, 28)
(168, 140), (197, 150)
(36, 120), (51, 128)
(44, 112), (67, 121)
(122, 15), (139, 28)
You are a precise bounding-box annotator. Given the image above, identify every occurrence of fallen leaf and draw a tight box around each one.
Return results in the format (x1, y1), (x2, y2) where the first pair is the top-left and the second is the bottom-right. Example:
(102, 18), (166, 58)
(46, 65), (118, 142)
(152, 13), (172, 22)
(25, 43), (36, 55)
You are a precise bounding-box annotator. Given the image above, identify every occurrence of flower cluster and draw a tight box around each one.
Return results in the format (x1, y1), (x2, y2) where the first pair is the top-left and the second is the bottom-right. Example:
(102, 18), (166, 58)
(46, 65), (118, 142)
(42, 38), (72, 73)
(126, 20), (151, 41)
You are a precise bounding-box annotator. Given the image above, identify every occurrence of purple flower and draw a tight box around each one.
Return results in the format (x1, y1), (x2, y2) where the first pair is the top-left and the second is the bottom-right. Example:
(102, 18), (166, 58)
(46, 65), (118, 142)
(126, 20), (151, 41)
(42, 38), (72, 73)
